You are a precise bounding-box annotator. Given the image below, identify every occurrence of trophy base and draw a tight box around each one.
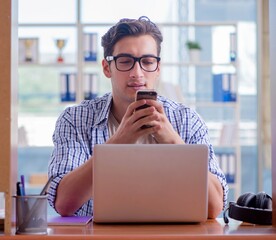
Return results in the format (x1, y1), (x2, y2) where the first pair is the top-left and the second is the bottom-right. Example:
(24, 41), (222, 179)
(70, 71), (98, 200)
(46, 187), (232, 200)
(57, 57), (64, 63)
(25, 57), (33, 62)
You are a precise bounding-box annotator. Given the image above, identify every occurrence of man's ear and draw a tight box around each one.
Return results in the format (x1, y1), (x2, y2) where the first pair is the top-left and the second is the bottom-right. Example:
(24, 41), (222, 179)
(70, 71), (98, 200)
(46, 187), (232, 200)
(102, 59), (111, 78)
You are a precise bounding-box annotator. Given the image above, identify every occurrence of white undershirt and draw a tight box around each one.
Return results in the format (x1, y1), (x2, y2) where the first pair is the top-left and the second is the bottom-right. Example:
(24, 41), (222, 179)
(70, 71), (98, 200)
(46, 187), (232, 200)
(108, 112), (157, 144)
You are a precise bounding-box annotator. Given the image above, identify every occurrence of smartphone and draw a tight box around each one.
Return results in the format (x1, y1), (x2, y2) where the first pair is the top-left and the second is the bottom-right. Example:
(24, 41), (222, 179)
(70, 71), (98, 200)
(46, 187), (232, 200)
(135, 90), (157, 129)
(135, 89), (157, 111)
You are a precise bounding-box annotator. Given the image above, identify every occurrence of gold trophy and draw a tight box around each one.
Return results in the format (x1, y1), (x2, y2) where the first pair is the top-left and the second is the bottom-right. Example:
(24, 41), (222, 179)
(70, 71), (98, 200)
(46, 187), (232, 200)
(24, 39), (34, 62)
(55, 39), (67, 63)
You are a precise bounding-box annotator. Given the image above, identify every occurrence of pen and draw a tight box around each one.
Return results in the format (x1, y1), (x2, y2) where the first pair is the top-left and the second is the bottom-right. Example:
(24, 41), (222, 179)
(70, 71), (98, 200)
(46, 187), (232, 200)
(20, 175), (26, 196)
(16, 182), (23, 196)
(40, 176), (54, 195)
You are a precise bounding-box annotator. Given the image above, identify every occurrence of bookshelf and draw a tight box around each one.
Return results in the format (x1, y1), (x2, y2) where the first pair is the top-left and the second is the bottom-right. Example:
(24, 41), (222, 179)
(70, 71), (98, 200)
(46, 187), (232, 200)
(158, 22), (240, 200)
(18, 4), (241, 201)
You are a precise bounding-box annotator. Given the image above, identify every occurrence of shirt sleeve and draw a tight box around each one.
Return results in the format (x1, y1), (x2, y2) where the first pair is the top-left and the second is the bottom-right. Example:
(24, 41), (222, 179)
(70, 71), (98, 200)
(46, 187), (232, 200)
(188, 109), (229, 209)
(47, 107), (92, 215)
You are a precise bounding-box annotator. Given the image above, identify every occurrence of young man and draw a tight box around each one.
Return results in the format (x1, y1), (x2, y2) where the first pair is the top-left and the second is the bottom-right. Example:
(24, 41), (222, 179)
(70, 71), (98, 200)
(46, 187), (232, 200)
(48, 16), (228, 219)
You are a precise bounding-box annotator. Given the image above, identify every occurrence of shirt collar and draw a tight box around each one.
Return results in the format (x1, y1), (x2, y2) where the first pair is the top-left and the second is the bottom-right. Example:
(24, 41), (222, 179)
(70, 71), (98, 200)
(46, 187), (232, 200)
(93, 93), (113, 128)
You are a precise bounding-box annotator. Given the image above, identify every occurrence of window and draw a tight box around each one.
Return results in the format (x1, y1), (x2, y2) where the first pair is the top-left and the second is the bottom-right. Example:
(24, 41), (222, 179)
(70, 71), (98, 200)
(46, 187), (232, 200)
(18, 0), (263, 201)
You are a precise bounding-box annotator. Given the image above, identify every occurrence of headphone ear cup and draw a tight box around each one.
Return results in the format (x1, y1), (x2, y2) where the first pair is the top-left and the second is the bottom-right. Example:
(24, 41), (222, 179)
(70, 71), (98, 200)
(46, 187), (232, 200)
(236, 192), (255, 207)
(255, 192), (272, 209)
(227, 192), (272, 225)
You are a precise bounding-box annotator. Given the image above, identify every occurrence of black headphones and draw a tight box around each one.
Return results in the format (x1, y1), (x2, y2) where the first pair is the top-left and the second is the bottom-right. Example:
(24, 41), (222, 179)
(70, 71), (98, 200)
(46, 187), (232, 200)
(223, 192), (272, 225)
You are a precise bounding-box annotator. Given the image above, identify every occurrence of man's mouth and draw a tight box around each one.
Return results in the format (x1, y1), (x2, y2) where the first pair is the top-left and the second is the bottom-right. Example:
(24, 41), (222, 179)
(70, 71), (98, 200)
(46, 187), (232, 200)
(128, 83), (146, 90)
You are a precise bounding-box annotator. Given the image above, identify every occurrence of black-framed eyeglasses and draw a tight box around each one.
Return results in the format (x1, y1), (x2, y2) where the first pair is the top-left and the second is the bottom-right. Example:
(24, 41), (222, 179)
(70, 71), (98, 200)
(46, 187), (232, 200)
(106, 54), (161, 72)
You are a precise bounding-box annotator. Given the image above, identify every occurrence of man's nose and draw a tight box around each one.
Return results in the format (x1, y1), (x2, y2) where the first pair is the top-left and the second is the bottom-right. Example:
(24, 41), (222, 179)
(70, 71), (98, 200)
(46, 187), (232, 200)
(132, 60), (143, 71)
(129, 60), (144, 77)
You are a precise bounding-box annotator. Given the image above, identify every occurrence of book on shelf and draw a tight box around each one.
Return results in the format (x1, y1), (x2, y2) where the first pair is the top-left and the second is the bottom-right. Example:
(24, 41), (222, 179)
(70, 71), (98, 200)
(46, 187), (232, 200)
(60, 73), (76, 102)
(212, 73), (237, 102)
(83, 32), (98, 62)
(83, 73), (99, 100)
(217, 153), (236, 184)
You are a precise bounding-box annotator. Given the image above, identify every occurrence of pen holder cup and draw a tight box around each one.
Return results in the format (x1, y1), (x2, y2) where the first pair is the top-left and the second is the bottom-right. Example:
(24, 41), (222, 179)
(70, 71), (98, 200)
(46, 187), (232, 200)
(14, 195), (48, 235)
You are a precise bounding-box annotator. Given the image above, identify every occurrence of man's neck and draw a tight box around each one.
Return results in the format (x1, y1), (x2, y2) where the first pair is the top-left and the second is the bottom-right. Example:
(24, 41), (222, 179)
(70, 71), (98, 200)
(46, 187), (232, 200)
(110, 100), (128, 124)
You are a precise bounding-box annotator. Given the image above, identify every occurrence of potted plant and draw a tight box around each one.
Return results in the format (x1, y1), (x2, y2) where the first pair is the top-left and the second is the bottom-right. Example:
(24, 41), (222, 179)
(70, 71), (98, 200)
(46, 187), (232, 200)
(185, 40), (202, 62)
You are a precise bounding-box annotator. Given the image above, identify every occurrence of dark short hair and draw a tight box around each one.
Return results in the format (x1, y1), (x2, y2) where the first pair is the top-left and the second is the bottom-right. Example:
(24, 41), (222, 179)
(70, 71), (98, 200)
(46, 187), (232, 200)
(101, 16), (163, 58)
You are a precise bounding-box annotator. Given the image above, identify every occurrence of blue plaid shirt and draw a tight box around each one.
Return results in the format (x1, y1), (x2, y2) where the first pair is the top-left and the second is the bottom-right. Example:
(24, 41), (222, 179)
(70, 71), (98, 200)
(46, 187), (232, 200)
(48, 92), (228, 216)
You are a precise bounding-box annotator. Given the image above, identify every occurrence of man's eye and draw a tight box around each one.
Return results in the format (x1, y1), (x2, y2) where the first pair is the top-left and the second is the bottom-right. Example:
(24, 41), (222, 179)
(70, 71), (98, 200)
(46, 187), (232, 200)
(118, 57), (132, 64)
(142, 59), (154, 65)
(119, 60), (131, 64)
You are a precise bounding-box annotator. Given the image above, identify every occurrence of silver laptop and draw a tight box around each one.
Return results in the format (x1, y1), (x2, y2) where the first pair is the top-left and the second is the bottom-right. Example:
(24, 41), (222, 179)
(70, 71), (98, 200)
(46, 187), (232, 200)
(93, 144), (209, 223)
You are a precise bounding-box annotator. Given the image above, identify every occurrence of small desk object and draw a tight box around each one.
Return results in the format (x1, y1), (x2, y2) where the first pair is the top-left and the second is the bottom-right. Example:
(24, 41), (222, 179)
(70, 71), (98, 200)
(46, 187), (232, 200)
(1, 218), (276, 239)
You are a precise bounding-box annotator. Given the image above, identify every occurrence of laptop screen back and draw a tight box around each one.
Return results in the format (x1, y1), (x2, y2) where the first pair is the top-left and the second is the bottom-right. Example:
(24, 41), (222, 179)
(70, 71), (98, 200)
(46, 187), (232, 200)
(93, 144), (208, 223)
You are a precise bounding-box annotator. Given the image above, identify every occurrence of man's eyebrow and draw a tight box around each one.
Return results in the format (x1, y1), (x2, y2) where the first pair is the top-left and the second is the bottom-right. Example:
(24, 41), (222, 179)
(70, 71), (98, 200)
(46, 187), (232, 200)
(115, 53), (133, 57)
(141, 54), (158, 57)
(115, 53), (158, 58)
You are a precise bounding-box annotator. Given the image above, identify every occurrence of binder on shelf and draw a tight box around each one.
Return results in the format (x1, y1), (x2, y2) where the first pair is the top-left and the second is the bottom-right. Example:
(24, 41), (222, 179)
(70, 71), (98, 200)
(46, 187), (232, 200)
(220, 154), (228, 178)
(212, 73), (237, 102)
(227, 154), (236, 184)
(83, 73), (98, 100)
(217, 153), (236, 184)
(229, 74), (237, 102)
(213, 73), (228, 102)
(229, 32), (237, 62)
(60, 73), (76, 102)
(83, 32), (98, 62)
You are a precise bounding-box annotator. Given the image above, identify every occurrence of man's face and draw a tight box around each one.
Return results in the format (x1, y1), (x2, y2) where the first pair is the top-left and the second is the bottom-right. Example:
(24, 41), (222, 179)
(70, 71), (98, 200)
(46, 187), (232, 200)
(103, 35), (160, 106)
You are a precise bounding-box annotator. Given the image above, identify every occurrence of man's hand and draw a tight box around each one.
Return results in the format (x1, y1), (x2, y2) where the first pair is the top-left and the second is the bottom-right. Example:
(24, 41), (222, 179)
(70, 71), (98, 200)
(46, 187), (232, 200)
(107, 99), (159, 143)
(145, 100), (184, 144)
(107, 99), (184, 144)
